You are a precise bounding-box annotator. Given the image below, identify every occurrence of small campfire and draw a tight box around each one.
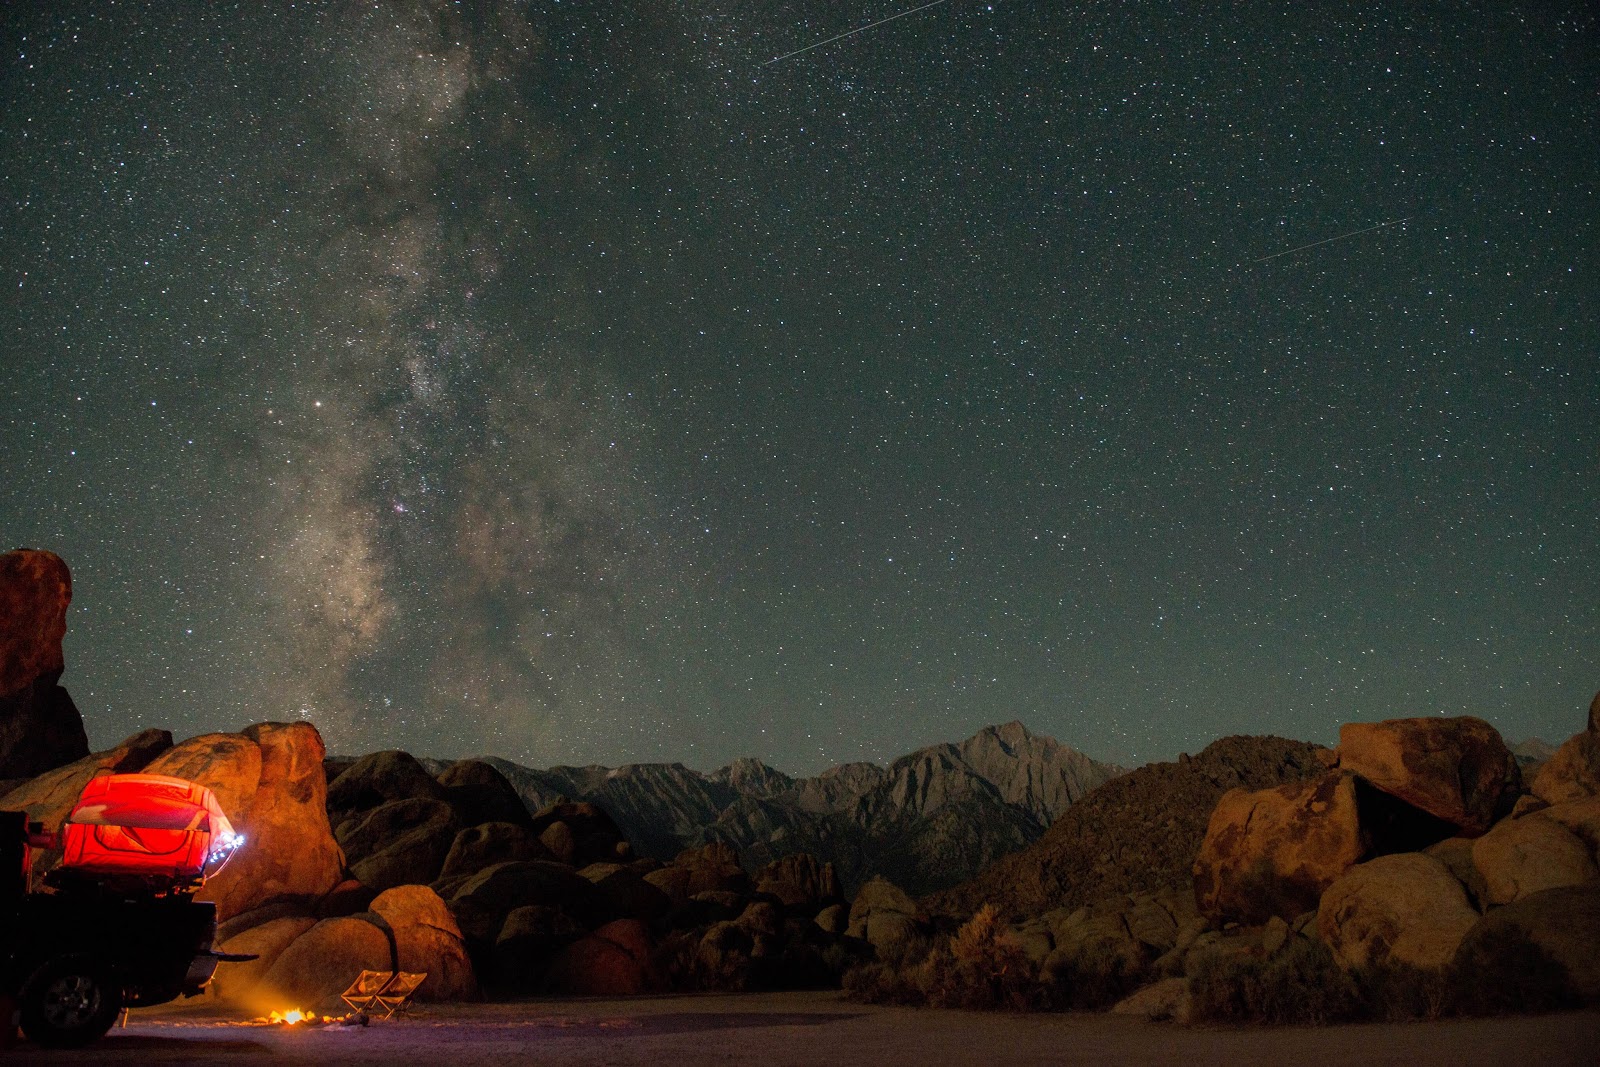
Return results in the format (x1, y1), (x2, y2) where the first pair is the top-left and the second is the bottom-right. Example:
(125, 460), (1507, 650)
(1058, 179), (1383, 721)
(247, 1007), (369, 1028)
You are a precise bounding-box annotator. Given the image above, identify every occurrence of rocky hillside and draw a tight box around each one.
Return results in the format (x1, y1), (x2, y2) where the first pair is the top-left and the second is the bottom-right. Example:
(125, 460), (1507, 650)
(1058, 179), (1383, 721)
(386, 721), (1124, 897)
(925, 735), (1331, 920)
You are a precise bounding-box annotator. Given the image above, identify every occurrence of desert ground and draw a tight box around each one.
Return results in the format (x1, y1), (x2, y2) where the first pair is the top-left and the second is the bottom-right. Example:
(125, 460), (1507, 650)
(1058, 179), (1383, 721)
(9, 992), (1599, 1066)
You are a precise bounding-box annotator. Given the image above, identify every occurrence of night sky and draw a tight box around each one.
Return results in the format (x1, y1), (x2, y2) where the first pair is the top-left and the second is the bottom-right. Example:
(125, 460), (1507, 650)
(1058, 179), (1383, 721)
(4, 2), (1596, 773)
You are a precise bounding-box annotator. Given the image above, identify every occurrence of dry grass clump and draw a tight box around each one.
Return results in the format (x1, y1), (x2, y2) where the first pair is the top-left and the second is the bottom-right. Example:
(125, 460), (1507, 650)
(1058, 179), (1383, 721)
(1188, 939), (1363, 1025)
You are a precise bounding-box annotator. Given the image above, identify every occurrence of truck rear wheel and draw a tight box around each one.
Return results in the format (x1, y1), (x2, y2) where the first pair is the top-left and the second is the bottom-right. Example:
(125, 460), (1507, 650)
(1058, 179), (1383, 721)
(19, 954), (122, 1049)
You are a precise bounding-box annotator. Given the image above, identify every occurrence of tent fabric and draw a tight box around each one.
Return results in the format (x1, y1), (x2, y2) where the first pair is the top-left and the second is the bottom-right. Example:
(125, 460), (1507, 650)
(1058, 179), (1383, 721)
(59, 773), (237, 883)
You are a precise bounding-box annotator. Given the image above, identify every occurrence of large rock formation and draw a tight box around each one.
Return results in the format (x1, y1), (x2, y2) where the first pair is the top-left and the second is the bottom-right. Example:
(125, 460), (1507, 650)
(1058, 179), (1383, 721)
(1471, 804), (1599, 905)
(1192, 771), (1367, 924)
(143, 733), (263, 823)
(845, 876), (924, 956)
(327, 750), (447, 816)
(210, 916), (318, 1005)
(755, 853), (843, 914)
(370, 884), (478, 1001)
(437, 759), (535, 829)
(544, 918), (656, 995)
(1338, 716), (1518, 835)
(257, 916), (394, 1007)
(0, 549), (88, 779)
(144, 722), (345, 921)
(926, 735), (1329, 919)
(336, 798), (462, 892)
(437, 822), (550, 884)
(447, 860), (602, 942)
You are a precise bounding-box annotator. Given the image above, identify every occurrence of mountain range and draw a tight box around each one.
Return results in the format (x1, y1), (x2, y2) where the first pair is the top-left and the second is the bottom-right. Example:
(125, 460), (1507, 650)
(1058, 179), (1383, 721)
(416, 721), (1125, 897)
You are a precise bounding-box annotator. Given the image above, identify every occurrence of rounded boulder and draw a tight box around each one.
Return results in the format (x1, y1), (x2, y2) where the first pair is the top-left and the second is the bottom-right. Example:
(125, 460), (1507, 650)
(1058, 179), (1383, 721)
(1317, 852), (1480, 971)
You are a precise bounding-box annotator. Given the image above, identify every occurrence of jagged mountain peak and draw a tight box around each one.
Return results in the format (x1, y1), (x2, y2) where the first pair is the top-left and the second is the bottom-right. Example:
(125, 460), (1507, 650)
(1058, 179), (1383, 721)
(709, 756), (795, 798)
(984, 720), (1034, 748)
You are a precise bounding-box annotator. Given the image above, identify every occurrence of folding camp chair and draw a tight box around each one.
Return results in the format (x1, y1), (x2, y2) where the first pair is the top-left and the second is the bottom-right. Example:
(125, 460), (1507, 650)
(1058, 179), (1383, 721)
(340, 970), (396, 1015)
(369, 971), (427, 1019)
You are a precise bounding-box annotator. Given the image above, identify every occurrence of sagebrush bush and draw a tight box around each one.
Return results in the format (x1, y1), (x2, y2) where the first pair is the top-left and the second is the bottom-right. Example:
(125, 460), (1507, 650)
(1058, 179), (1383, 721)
(843, 904), (1051, 1011)
(1041, 940), (1147, 1011)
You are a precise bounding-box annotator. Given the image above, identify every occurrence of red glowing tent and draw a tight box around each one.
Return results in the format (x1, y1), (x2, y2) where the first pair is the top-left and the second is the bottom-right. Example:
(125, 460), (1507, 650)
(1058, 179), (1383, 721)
(58, 773), (241, 886)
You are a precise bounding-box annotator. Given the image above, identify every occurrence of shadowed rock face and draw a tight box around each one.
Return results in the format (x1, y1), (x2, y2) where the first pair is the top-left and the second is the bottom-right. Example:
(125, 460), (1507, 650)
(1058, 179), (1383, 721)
(0, 549), (88, 779)
(327, 749), (448, 816)
(1454, 882), (1600, 1004)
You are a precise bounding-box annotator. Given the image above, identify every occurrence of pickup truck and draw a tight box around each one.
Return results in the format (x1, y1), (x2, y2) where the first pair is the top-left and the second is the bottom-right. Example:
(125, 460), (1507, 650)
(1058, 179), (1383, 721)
(2, 773), (248, 1047)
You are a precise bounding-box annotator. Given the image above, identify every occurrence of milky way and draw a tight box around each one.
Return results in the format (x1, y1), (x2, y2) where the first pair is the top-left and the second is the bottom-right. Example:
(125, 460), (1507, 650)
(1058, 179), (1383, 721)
(3, 2), (1597, 771)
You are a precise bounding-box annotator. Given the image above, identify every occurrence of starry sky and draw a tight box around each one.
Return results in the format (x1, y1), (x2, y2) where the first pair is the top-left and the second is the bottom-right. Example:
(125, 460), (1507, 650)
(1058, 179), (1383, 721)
(3, 1), (1597, 774)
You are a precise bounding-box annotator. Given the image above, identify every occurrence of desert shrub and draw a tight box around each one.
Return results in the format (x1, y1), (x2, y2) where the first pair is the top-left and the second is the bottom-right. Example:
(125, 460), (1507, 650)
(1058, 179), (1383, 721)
(1042, 946), (1146, 1010)
(1189, 924), (1579, 1026)
(918, 904), (1045, 1011)
(878, 929), (938, 970)
(1188, 939), (1364, 1025)
(842, 960), (924, 1005)
(1354, 961), (1453, 1023)
(843, 904), (1052, 1011)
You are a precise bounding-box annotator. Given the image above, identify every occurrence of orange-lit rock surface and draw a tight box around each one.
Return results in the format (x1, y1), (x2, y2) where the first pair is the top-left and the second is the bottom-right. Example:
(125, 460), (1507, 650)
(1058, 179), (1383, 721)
(1339, 716), (1517, 835)
(370, 884), (479, 1001)
(142, 722), (344, 921)
(1192, 771), (1367, 924)
(1530, 692), (1600, 805)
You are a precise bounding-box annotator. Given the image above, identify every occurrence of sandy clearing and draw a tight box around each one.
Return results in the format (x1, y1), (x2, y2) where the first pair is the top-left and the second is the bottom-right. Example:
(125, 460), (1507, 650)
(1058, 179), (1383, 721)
(8, 991), (1598, 1066)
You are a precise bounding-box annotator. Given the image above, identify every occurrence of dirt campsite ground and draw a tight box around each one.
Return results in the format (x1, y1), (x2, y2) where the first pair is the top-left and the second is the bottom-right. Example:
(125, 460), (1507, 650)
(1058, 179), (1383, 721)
(8, 991), (1599, 1066)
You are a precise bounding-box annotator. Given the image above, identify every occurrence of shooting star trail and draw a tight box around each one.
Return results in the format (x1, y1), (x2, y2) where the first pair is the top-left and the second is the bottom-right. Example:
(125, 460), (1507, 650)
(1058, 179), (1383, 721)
(764, 0), (949, 66)
(1251, 217), (1413, 264)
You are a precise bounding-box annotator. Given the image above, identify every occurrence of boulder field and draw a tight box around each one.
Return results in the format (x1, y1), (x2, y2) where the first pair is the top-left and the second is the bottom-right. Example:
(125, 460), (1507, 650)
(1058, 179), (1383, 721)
(911, 696), (1600, 1022)
(1167, 700), (1600, 1012)
(214, 736), (860, 1007)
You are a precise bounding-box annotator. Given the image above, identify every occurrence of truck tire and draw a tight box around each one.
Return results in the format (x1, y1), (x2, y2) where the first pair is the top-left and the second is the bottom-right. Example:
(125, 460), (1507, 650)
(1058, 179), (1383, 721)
(18, 954), (122, 1049)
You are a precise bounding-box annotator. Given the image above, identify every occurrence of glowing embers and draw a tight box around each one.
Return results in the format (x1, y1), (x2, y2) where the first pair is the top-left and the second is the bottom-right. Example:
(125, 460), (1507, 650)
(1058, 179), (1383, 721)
(248, 1008), (368, 1028)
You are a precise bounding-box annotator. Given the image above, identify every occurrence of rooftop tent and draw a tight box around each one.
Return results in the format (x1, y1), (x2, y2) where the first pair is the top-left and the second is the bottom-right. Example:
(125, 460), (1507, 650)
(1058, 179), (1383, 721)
(58, 773), (242, 886)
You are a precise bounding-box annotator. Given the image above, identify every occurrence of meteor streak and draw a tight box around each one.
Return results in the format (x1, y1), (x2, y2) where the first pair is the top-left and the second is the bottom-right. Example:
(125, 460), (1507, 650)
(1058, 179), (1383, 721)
(764, 0), (949, 66)
(1251, 217), (1413, 264)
